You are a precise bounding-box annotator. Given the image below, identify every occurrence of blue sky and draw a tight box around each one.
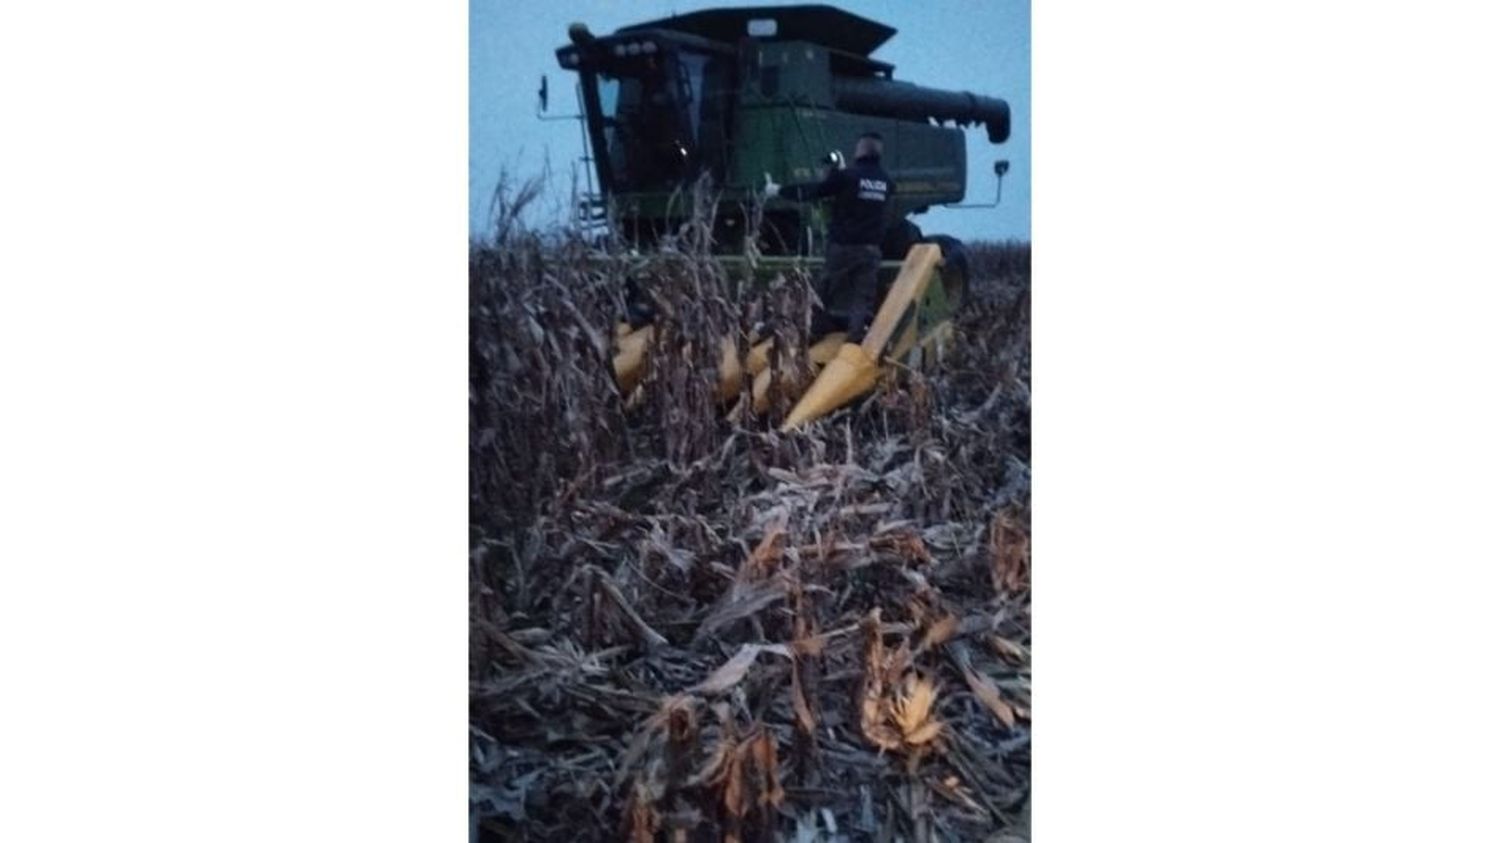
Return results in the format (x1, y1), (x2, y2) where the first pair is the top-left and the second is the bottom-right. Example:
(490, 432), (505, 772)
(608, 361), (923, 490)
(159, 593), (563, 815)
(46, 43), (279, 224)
(470, 0), (1030, 242)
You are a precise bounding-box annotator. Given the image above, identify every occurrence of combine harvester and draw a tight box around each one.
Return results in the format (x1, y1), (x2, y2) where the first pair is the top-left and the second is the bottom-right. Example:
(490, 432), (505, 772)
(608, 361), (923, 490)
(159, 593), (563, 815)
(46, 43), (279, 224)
(540, 5), (1013, 429)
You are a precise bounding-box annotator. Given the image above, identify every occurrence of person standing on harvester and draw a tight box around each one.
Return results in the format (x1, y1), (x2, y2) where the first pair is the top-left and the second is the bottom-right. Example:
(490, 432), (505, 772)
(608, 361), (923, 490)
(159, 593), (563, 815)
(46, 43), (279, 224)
(764, 132), (894, 343)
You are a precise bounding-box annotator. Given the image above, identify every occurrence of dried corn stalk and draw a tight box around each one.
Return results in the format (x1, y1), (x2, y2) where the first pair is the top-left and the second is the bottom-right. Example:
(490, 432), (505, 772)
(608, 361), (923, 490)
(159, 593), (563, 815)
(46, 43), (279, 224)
(789, 581), (820, 738)
(742, 508), (789, 582)
(748, 727), (785, 810)
(858, 609), (943, 763)
(626, 778), (661, 843)
(892, 673), (944, 747)
(989, 508), (1030, 596)
(915, 612), (959, 655)
(859, 610), (903, 751)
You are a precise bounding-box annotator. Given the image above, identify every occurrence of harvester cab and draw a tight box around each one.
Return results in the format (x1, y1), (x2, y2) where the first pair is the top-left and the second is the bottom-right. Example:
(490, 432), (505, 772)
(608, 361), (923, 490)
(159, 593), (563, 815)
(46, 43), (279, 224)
(542, 5), (1016, 428)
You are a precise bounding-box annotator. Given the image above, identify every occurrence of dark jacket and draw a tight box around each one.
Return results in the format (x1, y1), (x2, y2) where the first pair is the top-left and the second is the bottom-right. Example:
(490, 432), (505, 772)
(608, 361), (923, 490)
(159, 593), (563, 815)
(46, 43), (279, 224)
(779, 153), (895, 246)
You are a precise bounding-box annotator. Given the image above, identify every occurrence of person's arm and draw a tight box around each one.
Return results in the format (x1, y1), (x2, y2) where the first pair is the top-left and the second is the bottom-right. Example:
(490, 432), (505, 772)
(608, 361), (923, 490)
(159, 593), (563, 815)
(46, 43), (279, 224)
(780, 166), (845, 201)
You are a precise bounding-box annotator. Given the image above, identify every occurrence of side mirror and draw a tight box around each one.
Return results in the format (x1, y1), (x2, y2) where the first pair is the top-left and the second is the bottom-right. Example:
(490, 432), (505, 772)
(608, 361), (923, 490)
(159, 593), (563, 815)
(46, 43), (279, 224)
(538, 76), (549, 113)
(944, 160), (1010, 209)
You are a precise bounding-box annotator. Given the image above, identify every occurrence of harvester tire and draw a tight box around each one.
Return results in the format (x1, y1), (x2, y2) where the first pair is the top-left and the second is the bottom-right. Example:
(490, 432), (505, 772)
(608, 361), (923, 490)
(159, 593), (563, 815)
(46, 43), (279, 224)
(922, 234), (970, 310)
(882, 219), (923, 261)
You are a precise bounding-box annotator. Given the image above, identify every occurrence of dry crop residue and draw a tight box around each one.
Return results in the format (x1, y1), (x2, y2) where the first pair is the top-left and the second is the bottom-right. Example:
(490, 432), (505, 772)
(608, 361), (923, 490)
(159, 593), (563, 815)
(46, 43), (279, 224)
(471, 235), (1030, 841)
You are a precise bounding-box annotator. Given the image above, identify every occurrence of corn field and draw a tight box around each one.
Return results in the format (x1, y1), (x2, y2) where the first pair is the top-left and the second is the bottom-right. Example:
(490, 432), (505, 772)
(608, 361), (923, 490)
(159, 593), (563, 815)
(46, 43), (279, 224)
(470, 192), (1031, 840)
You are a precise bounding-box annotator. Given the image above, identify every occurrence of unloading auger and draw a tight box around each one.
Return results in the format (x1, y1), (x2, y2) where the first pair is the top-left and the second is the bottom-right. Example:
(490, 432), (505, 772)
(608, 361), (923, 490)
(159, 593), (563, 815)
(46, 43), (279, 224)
(612, 242), (953, 430)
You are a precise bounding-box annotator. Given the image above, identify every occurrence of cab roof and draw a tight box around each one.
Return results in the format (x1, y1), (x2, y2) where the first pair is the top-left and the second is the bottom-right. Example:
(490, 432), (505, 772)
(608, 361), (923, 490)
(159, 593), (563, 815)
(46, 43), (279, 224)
(618, 5), (896, 56)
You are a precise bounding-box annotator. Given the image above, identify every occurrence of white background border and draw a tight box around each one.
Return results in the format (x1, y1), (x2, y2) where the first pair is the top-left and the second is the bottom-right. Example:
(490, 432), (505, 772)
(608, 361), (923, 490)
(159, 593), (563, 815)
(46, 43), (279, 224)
(3, 1), (1498, 840)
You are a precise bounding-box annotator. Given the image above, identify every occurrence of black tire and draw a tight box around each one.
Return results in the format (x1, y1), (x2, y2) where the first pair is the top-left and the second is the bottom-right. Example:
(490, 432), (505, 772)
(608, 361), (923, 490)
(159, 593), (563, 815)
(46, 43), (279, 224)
(881, 218), (923, 261)
(922, 234), (969, 310)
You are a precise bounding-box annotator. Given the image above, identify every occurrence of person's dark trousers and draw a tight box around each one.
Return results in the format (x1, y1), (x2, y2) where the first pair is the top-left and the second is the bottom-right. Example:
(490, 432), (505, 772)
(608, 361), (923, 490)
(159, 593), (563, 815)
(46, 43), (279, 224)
(811, 242), (882, 343)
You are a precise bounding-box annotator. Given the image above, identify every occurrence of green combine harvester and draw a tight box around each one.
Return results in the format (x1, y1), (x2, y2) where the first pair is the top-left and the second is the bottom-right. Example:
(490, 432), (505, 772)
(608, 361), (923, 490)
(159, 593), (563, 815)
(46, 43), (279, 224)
(539, 4), (1014, 428)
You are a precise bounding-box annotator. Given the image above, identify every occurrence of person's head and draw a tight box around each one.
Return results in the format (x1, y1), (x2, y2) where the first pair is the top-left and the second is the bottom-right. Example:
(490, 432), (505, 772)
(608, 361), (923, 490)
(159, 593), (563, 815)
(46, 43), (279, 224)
(855, 132), (883, 160)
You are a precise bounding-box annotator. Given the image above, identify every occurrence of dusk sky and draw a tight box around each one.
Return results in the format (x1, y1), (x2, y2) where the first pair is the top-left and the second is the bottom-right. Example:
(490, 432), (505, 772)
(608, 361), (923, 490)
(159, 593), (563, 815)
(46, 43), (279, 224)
(470, 0), (1030, 242)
